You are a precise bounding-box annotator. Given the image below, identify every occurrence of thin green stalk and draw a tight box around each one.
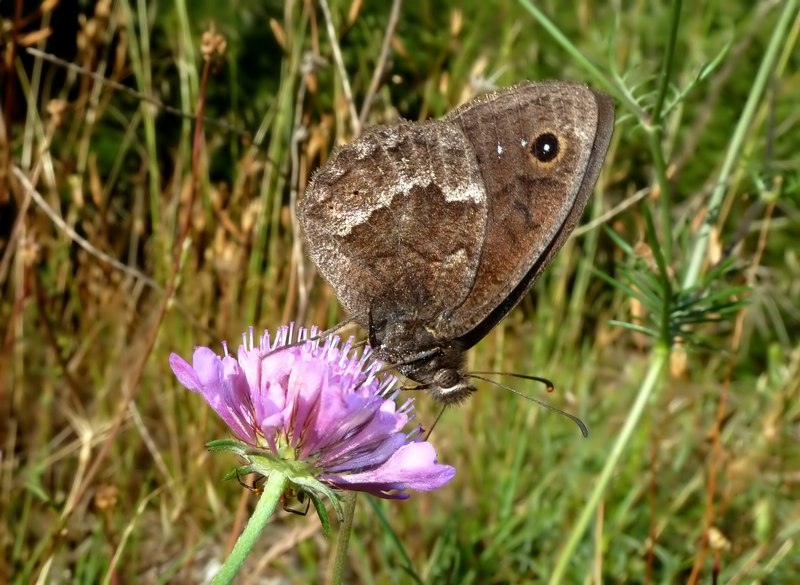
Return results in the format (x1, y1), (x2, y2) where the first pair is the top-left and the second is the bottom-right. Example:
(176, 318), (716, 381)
(20, 10), (50, 169)
(644, 130), (672, 264)
(644, 0), (681, 270)
(120, 0), (161, 233)
(682, 0), (799, 289)
(212, 471), (288, 585)
(651, 0), (682, 124)
(642, 205), (674, 346)
(243, 6), (307, 324)
(549, 344), (669, 584)
(365, 497), (423, 584)
(173, 0), (200, 241)
(328, 491), (358, 585)
(517, 0), (643, 118)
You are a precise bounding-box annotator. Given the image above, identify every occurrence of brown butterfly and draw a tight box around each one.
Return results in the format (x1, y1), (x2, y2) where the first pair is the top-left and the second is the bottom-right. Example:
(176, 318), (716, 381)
(299, 81), (614, 405)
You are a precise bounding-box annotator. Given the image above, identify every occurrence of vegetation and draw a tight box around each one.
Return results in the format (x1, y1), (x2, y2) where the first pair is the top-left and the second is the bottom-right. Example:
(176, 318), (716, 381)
(2, 0), (799, 582)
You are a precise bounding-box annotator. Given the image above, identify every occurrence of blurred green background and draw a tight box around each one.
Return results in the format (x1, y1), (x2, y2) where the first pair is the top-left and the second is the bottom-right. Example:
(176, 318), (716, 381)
(2, 0), (799, 583)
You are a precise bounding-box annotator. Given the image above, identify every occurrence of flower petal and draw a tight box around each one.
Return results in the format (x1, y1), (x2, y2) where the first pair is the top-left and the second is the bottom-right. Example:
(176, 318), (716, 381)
(169, 352), (201, 391)
(323, 442), (455, 495)
(172, 347), (256, 443)
(302, 390), (384, 459)
(285, 355), (326, 445)
(316, 404), (406, 470)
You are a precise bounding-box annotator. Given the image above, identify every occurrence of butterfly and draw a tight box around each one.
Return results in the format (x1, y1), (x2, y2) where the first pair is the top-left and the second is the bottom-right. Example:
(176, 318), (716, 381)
(299, 81), (614, 405)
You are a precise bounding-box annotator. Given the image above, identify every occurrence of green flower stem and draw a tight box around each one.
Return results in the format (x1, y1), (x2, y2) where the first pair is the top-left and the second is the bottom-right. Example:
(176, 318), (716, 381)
(212, 471), (288, 585)
(647, 0), (681, 269)
(682, 0), (799, 289)
(651, 0), (682, 125)
(328, 491), (358, 585)
(549, 344), (669, 584)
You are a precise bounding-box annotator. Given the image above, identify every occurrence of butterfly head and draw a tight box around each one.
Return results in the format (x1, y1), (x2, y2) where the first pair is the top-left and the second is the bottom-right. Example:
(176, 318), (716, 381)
(366, 308), (475, 404)
(424, 367), (476, 405)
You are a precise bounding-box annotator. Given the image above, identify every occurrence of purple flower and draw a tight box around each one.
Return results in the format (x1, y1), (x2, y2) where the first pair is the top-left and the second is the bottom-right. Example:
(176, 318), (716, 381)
(169, 325), (455, 500)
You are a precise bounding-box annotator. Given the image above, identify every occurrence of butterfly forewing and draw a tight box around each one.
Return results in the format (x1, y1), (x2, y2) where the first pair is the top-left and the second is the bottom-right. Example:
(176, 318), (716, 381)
(300, 121), (489, 329)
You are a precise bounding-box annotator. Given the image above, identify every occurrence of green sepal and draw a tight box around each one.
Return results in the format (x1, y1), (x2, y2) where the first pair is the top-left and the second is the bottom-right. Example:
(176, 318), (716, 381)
(222, 465), (259, 483)
(206, 439), (344, 527)
(290, 475), (344, 521)
(305, 490), (332, 538)
(206, 439), (252, 457)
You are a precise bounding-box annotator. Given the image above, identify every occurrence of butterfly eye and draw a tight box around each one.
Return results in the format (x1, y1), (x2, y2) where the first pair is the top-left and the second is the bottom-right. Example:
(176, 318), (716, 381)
(433, 368), (461, 390)
(531, 132), (560, 163)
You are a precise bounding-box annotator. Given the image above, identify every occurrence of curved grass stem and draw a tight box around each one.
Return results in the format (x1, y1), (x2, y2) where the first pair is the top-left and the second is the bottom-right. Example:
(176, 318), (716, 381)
(549, 344), (669, 584)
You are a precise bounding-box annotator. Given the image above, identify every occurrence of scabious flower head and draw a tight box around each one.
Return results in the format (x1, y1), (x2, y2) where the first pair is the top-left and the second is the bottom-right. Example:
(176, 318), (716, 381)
(169, 324), (455, 501)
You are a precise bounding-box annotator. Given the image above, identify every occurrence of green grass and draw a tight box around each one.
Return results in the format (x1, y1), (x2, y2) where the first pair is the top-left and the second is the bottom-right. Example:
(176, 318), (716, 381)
(3, 0), (800, 583)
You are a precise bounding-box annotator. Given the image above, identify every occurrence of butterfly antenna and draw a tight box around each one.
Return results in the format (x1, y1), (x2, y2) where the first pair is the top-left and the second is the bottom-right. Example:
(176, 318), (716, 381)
(472, 372), (556, 393)
(472, 371), (556, 392)
(469, 374), (589, 437)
